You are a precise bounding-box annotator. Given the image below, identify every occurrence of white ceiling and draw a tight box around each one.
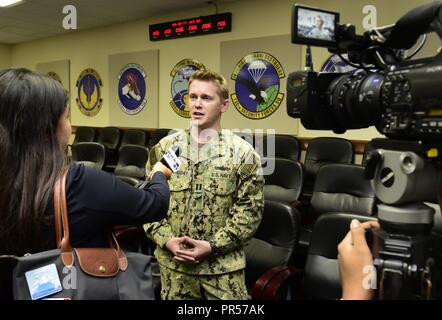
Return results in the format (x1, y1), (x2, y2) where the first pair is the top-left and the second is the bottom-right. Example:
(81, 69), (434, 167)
(0, 0), (236, 44)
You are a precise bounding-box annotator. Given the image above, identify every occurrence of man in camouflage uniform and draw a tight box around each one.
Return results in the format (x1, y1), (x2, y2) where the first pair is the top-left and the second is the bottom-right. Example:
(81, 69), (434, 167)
(144, 70), (264, 300)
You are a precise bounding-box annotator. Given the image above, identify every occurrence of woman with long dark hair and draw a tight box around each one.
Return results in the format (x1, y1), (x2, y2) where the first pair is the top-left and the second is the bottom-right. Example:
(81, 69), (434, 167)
(0, 68), (171, 256)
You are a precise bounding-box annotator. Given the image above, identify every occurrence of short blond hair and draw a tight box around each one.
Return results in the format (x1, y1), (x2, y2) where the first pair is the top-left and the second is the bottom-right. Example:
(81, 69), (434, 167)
(189, 69), (229, 100)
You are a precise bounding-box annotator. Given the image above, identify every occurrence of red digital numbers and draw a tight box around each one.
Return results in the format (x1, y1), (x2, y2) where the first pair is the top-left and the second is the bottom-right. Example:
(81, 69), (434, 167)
(188, 25), (198, 32)
(150, 13), (231, 41)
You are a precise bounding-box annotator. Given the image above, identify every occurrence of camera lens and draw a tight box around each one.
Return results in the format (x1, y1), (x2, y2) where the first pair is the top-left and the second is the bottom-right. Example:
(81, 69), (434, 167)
(326, 72), (383, 130)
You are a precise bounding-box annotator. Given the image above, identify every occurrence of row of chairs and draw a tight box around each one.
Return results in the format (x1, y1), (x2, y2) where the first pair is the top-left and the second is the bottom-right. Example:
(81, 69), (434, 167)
(71, 130), (361, 205)
(109, 133), (361, 299)
(71, 142), (149, 180)
(262, 138), (356, 206)
(249, 202), (442, 299)
(246, 162), (376, 299)
(74, 127), (176, 149)
(74, 127), (145, 149)
(107, 134), (440, 299)
(73, 127), (176, 172)
(71, 137), (355, 198)
(234, 133), (355, 200)
(74, 127), (356, 197)
(115, 197), (375, 300)
(248, 208), (377, 300)
(250, 137), (442, 299)
(112, 140), (440, 300)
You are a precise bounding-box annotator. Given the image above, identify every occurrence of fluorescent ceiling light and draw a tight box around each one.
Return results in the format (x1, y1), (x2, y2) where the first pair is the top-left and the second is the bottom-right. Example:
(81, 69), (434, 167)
(0, 0), (24, 8)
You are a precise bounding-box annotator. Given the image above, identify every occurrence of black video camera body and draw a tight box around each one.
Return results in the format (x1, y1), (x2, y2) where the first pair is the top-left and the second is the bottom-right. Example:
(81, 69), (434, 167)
(287, 2), (442, 142)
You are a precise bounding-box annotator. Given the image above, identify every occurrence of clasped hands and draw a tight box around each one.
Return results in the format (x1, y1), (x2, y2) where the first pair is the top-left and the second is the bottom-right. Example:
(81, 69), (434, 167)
(165, 236), (212, 264)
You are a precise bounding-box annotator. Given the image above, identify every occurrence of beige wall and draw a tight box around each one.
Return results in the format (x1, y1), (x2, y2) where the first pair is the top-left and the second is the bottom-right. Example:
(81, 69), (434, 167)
(9, 0), (435, 140)
(0, 44), (11, 69)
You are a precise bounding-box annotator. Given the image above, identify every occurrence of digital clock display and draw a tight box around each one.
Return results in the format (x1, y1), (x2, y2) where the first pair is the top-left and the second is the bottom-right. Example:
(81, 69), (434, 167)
(149, 13), (232, 41)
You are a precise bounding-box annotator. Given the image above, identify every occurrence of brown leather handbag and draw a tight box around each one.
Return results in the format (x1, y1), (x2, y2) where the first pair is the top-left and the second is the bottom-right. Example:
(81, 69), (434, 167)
(2, 170), (154, 300)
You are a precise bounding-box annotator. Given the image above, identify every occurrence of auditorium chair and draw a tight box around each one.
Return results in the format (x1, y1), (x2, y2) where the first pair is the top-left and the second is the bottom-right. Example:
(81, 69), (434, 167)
(73, 126), (96, 144)
(71, 142), (106, 170)
(97, 127), (121, 172)
(255, 134), (300, 161)
(251, 213), (377, 300)
(97, 126), (121, 151)
(119, 129), (146, 150)
(245, 200), (300, 297)
(263, 158), (304, 204)
(148, 128), (177, 148)
(114, 145), (149, 180)
(362, 140), (375, 166)
(302, 137), (354, 199)
(302, 213), (377, 299)
(296, 163), (376, 267)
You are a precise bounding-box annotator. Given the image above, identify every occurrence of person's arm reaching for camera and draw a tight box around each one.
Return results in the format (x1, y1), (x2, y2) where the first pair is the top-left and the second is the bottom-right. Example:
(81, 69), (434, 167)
(338, 219), (380, 300)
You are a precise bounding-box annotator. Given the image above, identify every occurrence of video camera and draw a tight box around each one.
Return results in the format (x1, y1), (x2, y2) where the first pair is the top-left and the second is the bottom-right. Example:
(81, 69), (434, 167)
(287, 2), (442, 299)
(287, 2), (442, 141)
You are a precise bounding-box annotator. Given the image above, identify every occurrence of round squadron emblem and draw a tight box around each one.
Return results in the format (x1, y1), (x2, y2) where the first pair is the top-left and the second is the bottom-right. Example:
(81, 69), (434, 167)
(321, 53), (357, 73)
(47, 72), (62, 84)
(231, 52), (285, 119)
(170, 59), (206, 118)
(76, 68), (103, 117)
(118, 63), (147, 115)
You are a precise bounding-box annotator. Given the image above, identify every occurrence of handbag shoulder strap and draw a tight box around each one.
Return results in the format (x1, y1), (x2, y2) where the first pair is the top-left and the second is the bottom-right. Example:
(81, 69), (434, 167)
(54, 168), (74, 267)
(54, 174), (64, 248)
(54, 168), (128, 271)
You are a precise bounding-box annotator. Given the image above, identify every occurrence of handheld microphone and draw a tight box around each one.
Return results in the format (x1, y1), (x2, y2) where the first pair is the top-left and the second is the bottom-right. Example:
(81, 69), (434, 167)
(160, 146), (181, 173)
(136, 147), (181, 189)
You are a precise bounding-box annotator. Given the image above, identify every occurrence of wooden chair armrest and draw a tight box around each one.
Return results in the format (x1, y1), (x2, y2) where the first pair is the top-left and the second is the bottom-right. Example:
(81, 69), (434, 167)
(113, 225), (156, 255)
(113, 225), (145, 239)
(251, 265), (304, 300)
(290, 200), (306, 209)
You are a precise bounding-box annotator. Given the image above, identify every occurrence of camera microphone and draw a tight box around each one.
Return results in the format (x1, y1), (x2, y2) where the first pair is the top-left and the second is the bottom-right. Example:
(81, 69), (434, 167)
(305, 45), (313, 71)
